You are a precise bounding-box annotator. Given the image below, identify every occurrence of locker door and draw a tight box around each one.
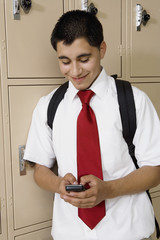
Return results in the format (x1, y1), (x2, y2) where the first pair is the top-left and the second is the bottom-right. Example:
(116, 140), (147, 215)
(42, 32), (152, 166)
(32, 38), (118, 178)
(15, 227), (52, 240)
(9, 85), (59, 229)
(130, 0), (160, 77)
(0, 91), (7, 240)
(5, 0), (63, 78)
(151, 195), (160, 240)
(133, 83), (160, 118)
(75, 0), (123, 77)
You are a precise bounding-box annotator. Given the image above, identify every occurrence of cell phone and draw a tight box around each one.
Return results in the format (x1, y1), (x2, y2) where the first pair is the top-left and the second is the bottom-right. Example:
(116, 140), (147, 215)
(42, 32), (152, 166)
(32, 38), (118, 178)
(65, 184), (86, 192)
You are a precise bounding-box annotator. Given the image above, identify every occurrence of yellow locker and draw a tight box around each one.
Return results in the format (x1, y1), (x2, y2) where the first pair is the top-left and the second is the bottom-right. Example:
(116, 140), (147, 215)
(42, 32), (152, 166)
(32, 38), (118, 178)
(5, 0), (63, 78)
(133, 83), (160, 118)
(0, 86), (7, 240)
(9, 85), (58, 229)
(152, 195), (160, 240)
(1, 0), (65, 239)
(15, 228), (52, 240)
(128, 0), (160, 78)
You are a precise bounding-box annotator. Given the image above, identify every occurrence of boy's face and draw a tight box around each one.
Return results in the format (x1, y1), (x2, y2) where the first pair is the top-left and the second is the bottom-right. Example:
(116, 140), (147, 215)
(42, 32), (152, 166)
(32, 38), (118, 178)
(57, 38), (106, 90)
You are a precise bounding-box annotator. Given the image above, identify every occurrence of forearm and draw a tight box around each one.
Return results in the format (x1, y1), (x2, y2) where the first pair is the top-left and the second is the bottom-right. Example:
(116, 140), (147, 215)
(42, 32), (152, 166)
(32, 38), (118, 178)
(34, 163), (62, 194)
(59, 166), (160, 208)
(104, 166), (160, 199)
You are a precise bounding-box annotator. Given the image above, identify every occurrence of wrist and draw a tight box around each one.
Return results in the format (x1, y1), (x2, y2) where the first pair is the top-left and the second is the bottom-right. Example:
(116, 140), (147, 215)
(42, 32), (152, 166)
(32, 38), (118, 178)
(103, 179), (122, 199)
(55, 176), (63, 194)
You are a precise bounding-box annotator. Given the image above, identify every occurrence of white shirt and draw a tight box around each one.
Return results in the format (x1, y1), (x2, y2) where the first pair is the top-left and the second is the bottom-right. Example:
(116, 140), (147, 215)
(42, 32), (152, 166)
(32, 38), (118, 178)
(24, 69), (160, 240)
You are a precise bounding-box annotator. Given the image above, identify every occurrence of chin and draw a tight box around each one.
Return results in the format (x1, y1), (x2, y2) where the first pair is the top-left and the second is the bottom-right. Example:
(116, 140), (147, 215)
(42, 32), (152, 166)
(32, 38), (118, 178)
(75, 84), (89, 91)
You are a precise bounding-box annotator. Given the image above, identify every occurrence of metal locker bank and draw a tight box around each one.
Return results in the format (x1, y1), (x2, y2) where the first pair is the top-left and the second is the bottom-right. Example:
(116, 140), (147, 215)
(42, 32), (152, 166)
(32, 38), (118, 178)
(0, 0), (160, 239)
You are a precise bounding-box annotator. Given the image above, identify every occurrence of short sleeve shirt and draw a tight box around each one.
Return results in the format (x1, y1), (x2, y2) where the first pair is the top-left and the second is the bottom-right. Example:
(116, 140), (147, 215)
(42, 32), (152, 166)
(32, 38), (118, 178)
(24, 68), (160, 240)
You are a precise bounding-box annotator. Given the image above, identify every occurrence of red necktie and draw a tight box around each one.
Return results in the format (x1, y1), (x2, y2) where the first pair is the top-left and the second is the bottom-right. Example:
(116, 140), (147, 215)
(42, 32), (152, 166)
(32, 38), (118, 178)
(77, 90), (106, 229)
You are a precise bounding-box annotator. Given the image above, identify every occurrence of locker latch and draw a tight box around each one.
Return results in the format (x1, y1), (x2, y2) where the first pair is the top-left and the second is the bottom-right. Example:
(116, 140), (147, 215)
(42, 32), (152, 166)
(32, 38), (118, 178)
(136, 4), (150, 31)
(19, 145), (26, 175)
(13, 0), (32, 20)
(81, 0), (98, 15)
(81, 0), (88, 11)
(13, 0), (20, 20)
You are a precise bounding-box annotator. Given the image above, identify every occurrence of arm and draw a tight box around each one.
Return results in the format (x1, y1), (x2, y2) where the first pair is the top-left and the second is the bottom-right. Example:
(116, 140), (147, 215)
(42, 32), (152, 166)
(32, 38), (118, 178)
(103, 165), (160, 198)
(61, 165), (160, 208)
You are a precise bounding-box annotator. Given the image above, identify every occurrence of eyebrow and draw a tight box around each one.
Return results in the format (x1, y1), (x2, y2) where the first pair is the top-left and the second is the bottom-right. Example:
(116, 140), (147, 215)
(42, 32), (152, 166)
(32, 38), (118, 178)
(58, 56), (69, 60)
(77, 53), (92, 58)
(58, 53), (92, 60)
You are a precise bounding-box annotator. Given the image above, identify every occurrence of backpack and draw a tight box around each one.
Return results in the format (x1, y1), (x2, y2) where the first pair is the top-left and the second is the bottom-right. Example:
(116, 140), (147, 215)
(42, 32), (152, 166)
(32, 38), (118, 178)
(47, 75), (160, 238)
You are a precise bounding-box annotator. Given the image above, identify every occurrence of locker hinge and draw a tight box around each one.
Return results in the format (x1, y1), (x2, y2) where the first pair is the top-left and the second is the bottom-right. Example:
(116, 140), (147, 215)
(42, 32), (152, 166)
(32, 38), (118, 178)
(118, 45), (125, 56)
(0, 198), (5, 209)
(1, 40), (6, 50)
(8, 196), (13, 207)
(0, 197), (6, 234)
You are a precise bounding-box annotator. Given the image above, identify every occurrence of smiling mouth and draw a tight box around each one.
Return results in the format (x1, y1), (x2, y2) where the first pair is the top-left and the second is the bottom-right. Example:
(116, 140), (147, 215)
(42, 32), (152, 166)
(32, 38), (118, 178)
(71, 74), (88, 82)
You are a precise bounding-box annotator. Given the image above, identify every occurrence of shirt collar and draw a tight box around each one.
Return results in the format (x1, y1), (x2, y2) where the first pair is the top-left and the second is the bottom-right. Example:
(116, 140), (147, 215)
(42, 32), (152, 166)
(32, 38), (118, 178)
(67, 68), (110, 102)
(89, 68), (109, 100)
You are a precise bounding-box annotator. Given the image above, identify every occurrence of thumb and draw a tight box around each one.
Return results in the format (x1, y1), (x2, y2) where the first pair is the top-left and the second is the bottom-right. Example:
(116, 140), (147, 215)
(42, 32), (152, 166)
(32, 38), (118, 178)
(80, 174), (93, 186)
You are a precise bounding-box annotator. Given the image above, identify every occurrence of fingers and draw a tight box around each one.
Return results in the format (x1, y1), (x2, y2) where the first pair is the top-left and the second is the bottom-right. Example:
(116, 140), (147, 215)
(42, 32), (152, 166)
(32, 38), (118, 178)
(63, 173), (78, 184)
(59, 174), (105, 208)
(62, 190), (97, 208)
(61, 182), (100, 208)
(59, 173), (78, 195)
(80, 174), (96, 187)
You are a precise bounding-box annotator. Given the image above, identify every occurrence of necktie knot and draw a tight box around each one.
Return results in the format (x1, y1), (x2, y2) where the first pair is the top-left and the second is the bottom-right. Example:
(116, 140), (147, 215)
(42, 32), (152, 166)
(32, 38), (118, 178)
(77, 90), (94, 105)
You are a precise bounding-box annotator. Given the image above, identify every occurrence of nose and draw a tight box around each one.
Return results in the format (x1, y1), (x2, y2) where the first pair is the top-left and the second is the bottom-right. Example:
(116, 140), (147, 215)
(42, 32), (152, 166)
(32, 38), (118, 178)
(71, 62), (82, 77)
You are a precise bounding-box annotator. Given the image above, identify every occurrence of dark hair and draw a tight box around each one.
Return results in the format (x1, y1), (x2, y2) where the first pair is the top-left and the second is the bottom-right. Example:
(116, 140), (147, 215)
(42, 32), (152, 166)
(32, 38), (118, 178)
(51, 10), (104, 51)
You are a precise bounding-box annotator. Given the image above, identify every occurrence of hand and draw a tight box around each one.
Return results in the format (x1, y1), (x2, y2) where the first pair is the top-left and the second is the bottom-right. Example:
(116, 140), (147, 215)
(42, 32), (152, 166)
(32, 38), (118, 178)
(60, 174), (106, 208)
(58, 173), (78, 195)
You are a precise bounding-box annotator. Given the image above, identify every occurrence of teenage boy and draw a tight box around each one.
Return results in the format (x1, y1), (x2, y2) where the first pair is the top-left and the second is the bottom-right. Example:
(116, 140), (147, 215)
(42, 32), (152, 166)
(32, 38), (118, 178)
(24, 10), (160, 240)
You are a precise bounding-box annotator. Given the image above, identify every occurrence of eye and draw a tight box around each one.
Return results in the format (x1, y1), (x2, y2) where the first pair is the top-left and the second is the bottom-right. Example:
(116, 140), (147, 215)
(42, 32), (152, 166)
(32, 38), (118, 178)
(60, 59), (71, 65)
(80, 58), (89, 63)
(62, 61), (70, 65)
(58, 57), (71, 65)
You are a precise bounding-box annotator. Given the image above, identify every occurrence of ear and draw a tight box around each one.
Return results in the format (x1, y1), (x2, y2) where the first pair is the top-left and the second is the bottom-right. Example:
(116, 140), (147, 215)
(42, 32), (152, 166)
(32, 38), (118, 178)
(100, 41), (107, 59)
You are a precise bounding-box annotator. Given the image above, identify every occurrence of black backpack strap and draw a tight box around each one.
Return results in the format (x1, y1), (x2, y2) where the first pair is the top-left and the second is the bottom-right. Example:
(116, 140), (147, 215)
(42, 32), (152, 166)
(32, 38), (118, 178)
(115, 79), (138, 168)
(115, 78), (160, 239)
(47, 81), (69, 129)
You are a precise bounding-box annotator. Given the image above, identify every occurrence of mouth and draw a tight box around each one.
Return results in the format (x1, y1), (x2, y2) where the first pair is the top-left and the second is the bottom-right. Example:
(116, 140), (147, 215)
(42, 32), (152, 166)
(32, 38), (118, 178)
(71, 74), (89, 83)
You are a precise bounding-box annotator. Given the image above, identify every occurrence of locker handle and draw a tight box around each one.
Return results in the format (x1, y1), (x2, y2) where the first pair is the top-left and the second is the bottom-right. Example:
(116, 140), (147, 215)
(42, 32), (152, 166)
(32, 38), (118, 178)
(19, 145), (35, 176)
(136, 4), (150, 31)
(19, 145), (26, 175)
(20, 0), (32, 13)
(81, 1), (98, 15)
(13, 0), (32, 20)
(88, 3), (98, 15)
(142, 10), (150, 26)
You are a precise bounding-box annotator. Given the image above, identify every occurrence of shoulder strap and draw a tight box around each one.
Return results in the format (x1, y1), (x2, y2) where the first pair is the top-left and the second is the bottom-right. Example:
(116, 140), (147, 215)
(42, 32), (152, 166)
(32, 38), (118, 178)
(115, 78), (160, 239)
(115, 78), (138, 168)
(47, 81), (69, 129)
